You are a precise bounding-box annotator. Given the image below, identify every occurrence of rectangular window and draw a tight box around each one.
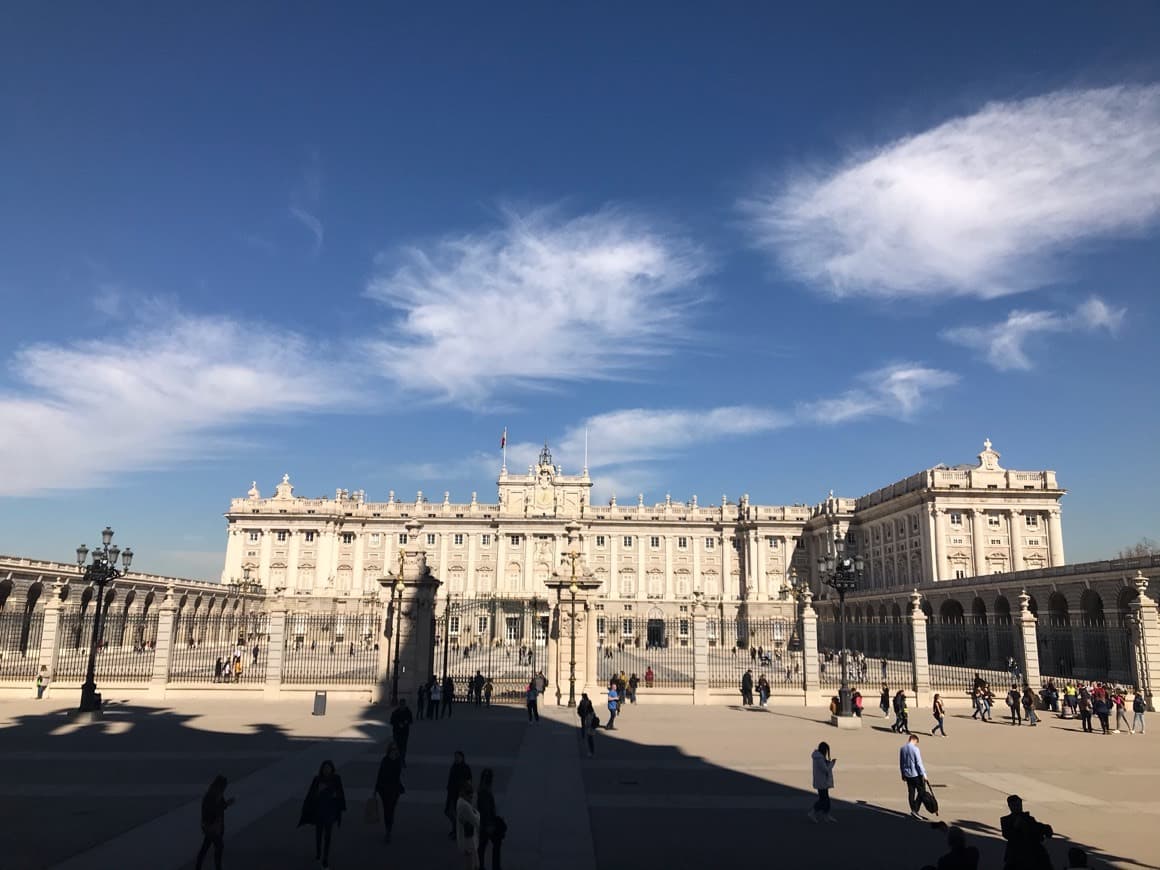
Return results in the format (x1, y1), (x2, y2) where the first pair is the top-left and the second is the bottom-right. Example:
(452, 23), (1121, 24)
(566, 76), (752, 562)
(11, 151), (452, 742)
(621, 618), (634, 636)
(477, 616), (488, 634)
(990, 538), (1003, 546)
(766, 537), (778, 548)
(987, 484), (998, 490)
(988, 514), (1001, 528)
(481, 534), (492, 546)
(249, 531), (260, 542)
(341, 533), (354, 545)
(1027, 538), (1041, 547)
(1026, 514), (1039, 527)
(369, 533), (381, 546)
(510, 535), (521, 547)
(276, 531), (286, 542)
(954, 569), (966, 579)
(649, 536), (660, 549)
(678, 536), (688, 549)
(705, 538), (715, 550)
(949, 512), (963, 527)
(448, 616), (460, 636)
(304, 531), (315, 543)
(679, 619), (689, 637)
(596, 535), (606, 548)
(623, 536), (634, 548)
(596, 617), (606, 636)
(453, 533), (464, 546)
(951, 536), (965, 545)
(398, 533), (407, 545)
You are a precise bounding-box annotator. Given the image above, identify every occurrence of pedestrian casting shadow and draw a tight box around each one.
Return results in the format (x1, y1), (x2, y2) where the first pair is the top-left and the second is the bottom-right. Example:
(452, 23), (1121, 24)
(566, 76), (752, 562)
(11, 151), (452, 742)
(1, 696), (1154, 870)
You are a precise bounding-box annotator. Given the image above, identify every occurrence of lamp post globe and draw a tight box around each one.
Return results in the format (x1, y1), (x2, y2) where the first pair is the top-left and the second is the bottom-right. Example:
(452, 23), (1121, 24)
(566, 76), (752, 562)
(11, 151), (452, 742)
(75, 528), (133, 717)
(817, 534), (863, 720)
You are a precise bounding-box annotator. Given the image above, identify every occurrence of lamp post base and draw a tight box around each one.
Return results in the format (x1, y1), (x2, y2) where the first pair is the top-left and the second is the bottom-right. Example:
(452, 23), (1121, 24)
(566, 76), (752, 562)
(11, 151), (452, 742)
(77, 683), (103, 715)
(831, 714), (862, 730)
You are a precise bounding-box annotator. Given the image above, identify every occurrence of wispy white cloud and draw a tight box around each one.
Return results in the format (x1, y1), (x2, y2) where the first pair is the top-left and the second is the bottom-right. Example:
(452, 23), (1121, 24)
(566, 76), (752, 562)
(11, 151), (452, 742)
(744, 84), (1160, 299)
(365, 206), (707, 406)
(417, 362), (956, 498)
(289, 151), (325, 256)
(0, 303), (357, 495)
(289, 206), (324, 256)
(941, 296), (1126, 370)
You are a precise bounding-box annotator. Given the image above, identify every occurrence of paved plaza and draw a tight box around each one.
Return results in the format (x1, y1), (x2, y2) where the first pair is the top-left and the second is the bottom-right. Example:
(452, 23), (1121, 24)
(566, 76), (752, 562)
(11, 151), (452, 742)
(1, 692), (1156, 870)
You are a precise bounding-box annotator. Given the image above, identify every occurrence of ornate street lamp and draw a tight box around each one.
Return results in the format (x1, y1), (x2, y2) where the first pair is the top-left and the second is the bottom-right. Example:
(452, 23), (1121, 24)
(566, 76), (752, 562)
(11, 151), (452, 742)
(227, 565), (262, 642)
(816, 535), (863, 718)
(391, 550), (406, 704)
(74, 527), (133, 715)
(550, 535), (601, 708)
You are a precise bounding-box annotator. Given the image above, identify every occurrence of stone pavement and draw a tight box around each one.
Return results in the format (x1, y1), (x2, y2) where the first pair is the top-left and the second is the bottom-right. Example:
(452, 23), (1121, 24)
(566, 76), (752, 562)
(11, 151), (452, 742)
(0, 693), (1156, 869)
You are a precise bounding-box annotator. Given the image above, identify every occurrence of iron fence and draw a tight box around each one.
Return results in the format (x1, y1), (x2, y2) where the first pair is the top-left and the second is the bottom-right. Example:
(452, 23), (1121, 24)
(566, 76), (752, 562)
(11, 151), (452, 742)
(706, 616), (800, 689)
(927, 617), (1022, 693)
(0, 611), (42, 680)
(169, 614), (270, 684)
(818, 617), (912, 691)
(282, 610), (383, 685)
(1038, 620), (1135, 686)
(435, 597), (548, 704)
(55, 611), (159, 682)
(600, 615), (694, 689)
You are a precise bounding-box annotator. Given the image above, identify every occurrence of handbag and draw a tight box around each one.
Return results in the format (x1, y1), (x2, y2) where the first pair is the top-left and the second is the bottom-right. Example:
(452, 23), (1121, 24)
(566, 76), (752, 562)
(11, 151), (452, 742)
(363, 796), (380, 825)
(920, 780), (939, 816)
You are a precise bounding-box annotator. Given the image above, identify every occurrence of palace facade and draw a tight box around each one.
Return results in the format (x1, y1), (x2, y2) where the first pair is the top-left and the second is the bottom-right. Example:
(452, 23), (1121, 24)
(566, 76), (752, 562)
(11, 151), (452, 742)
(222, 440), (1067, 618)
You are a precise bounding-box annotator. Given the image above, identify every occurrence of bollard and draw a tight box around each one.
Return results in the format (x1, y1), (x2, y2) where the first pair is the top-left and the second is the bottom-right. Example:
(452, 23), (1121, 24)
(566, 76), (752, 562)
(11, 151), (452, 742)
(312, 690), (327, 716)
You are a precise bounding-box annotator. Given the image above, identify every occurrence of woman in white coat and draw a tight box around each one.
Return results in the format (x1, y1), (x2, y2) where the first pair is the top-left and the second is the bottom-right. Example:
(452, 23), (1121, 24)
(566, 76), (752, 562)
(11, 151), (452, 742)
(455, 779), (480, 869)
(809, 741), (837, 823)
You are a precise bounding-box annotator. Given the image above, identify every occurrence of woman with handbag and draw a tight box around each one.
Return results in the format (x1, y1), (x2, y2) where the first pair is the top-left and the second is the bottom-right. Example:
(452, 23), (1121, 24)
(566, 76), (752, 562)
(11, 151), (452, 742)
(298, 760), (347, 870)
(456, 779), (481, 869)
(195, 775), (233, 870)
(375, 741), (405, 843)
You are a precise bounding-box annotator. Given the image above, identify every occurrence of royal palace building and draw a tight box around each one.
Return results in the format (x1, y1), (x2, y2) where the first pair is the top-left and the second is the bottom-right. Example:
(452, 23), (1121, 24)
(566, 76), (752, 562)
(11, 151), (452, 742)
(222, 440), (1066, 618)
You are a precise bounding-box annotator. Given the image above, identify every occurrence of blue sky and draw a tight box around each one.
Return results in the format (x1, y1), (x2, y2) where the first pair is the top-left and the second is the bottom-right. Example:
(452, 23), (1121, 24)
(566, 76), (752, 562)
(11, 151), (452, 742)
(1, 5), (1158, 580)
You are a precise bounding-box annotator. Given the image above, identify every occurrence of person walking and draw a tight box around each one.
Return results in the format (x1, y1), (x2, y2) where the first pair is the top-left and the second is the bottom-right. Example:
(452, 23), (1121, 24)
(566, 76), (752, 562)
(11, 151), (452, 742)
(741, 669), (754, 707)
(893, 690), (910, 734)
(298, 760), (346, 870)
(1006, 685), (1022, 726)
(606, 681), (619, 730)
(390, 699), (413, 764)
(1112, 689), (1130, 734)
(899, 734), (928, 820)
(628, 673), (639, 704)
(932, 693), (946, 736)
(442, 675), (456, 718)
(880, 684), (890, 717)
(1093, 694), (1111, 735)
(477, 767), (505, 870)
(484, 677), (493, 707)
(757, 674), (771, 707)
(645, 666), (655, 688)
(472, 671), (485, 707)
(416, 681), (428, 720)
(455, 779), (481, 870)
(1132, 690), (1146, 734)
(577, 692), (594, 743)
(374, 742), (405, 844)
(525, 681), (540, 722)
(35, 666), (51, 699)
(1022, 686), (1040, 727)
(1078, 693), (1094, 733)
(195, 775), (233, 870)
(532, 670), (548, 698)
(444, 751), (472, 839)
(430, 680), (443, 720)
(808, 741), (837, 823)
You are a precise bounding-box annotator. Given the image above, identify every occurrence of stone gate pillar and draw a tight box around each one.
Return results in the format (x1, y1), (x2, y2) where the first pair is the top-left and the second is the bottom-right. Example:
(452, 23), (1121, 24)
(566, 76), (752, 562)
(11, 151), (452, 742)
(692, 593), (709, 705)
(1129, 571), (1160, 710)
(263, 600), (287, 700)
(1017, 589), (1041, 690)
(801, 589), (820, 703)
(374, 550), (441, 705)
(149, 584), (177, 699)
(546, 575), (601, 706)
(909, 589), (931, 707)
(37, 580), (65, 688)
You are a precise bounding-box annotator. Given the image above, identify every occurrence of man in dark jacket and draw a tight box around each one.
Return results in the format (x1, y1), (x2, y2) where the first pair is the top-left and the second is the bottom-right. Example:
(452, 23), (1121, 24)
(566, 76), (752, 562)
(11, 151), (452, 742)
(389, 699), (413, 764)
(741, 670), (754, 706)
(1000, 795), (1052, 870)
(444, 751), (472, 839)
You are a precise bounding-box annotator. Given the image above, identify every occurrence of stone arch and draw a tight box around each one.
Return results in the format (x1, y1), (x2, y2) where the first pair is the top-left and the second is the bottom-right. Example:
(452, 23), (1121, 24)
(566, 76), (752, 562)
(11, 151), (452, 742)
(1116, 586), (1139, 626)
(939, 599), (965, 623)
(0, 577), (13, 611)
(1080, 589), (1105, 625)
(971, 597), (988, 623)
(890, 603), (903, 622)
(920, 600), (933, 621)
(1047, 592), (1070, 625)
(1026, 594), (1039, 617)
(994, 595), (1012, 624)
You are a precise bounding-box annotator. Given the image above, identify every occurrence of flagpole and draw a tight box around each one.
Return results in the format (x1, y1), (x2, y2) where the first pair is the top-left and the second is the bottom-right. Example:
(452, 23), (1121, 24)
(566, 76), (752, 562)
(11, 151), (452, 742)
(502, 427), (508, 472)
(583, 426), (589, 474)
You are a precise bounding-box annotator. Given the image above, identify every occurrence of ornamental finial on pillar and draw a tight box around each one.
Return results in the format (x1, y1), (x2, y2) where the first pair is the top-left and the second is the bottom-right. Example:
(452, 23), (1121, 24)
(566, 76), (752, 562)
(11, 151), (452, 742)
(1135, 570), (1150, 596)
(910, 588), (923, 612)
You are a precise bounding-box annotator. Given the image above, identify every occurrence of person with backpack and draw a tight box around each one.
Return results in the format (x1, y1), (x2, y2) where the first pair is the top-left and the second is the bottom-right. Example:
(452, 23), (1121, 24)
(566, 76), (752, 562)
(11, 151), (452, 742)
(932, 693), (946, 736)
(1092, 694), (1111, 735)
(195, 775), (233, 870)
(577, 692), (594, 739)
(1006, 685), (1022, 726)
(1132, 690), (1147, 734)
(1021, 686), (1039, 727)
(808, 741), (837, 823)
(606, 681), (620, 730)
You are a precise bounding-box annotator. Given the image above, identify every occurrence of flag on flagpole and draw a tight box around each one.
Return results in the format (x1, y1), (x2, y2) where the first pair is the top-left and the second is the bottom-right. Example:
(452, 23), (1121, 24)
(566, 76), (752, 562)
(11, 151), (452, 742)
(500, 428), (507, 449)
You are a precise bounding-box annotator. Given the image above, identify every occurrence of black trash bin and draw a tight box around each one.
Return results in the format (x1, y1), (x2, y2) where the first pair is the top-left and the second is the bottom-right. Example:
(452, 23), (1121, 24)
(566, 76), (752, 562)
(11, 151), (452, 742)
(312, 690), (327, 716)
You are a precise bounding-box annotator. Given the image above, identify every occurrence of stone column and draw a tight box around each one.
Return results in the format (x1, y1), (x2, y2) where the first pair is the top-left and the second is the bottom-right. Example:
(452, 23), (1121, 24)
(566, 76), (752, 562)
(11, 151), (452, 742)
(286, 531), (300, 593)
(149, 586), (177, 698)
(971, 509), (987, 578)
(1129, 572), (1160, 710)
(1047, 510), (1065, 567)
(373, 551), (441, 705)
(263, 600), (287, 699)
(37, 582), (65, 685)
(1009, 509), (1024, 572)
(691, 593), (709, 704)
(1016, 589), (1041, 689)
(801, 589), (820, 703)
(909, 589), (930, 707)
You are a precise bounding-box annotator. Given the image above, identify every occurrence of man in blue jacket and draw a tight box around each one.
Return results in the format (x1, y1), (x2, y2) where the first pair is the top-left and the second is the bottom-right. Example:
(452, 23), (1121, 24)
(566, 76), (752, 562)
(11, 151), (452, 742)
(899, 733), (928, 819)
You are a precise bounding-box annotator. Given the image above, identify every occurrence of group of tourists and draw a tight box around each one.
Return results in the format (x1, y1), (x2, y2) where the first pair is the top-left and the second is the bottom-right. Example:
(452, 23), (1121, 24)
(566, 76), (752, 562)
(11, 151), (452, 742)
(417, 674), (457, 719)
(1048, 679), (1147, 735)
(740, 668), (774, 706)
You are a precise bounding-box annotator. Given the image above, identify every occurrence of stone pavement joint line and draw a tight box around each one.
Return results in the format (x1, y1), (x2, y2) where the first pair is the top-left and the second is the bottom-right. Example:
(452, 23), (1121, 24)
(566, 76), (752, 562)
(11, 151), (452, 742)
(48, 720), (388, 870)
(957, 772), (1107, 806)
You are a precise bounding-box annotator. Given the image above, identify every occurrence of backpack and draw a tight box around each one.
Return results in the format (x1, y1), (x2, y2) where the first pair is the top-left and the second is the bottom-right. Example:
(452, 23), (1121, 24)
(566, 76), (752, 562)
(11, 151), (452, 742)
(1134, 696), (1146, 713)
